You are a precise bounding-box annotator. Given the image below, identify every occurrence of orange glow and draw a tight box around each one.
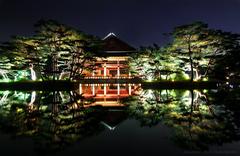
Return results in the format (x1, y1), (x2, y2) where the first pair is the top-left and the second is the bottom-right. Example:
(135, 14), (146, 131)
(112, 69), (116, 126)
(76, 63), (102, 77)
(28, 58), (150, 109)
(80, 83), (140, 107)
(84, 56), (130, 79)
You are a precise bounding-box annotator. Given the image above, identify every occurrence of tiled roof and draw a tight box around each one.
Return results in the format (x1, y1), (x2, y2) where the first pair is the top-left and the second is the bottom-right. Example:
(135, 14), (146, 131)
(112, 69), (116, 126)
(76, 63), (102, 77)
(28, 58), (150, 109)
(103, 33), (136, 52)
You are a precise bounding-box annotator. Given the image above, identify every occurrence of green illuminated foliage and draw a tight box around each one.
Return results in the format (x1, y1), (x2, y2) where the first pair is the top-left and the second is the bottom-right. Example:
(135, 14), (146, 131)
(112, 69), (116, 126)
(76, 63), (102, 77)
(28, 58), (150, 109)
(122, 89), (239, 150)
(0, 91), (103, 152)
(208, 32), (240, 81)
(129, 21), (240, 82)
(32, 19), (101, 81)
(0, 20), (101, 81)
(168, 22), (216, 81)
(129, 46), (182, 81)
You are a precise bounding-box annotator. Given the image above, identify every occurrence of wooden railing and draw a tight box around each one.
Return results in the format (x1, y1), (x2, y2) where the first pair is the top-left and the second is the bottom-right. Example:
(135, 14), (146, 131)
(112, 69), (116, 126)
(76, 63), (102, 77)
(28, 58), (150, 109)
(78, 77), (142, 84)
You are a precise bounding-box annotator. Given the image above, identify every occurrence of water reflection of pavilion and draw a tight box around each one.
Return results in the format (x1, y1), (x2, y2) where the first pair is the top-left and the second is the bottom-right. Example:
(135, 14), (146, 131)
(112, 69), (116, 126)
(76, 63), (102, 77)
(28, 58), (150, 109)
(79, 83), (141, 107)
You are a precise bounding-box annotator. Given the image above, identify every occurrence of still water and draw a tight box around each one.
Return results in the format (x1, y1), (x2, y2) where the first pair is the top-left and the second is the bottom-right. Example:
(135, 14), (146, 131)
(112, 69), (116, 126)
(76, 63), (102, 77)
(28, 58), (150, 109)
(0, 84), (240, 156)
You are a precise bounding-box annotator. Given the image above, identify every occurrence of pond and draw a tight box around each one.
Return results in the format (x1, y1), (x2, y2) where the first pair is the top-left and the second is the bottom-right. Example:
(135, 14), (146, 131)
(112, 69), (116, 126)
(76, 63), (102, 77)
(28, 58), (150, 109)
(0, 84), (240, 156)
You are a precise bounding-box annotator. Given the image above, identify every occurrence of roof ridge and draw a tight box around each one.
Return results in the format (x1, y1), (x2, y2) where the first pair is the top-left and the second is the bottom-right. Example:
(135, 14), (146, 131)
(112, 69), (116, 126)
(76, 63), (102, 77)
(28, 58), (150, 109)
(102, 32), (136, 52)
(103, 32), (117, 40)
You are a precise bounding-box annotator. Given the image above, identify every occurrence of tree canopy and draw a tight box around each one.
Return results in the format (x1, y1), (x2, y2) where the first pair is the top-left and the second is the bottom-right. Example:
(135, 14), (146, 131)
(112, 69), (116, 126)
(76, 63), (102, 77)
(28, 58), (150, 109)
(0, 20), (239, 83)
(129, 21), (240, 83)
(0, 19), (102, 81)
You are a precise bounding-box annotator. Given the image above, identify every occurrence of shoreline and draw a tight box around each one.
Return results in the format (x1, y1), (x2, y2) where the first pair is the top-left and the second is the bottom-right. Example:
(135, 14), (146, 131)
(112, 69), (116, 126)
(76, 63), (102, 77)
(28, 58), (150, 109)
(0, 79), (230, 91)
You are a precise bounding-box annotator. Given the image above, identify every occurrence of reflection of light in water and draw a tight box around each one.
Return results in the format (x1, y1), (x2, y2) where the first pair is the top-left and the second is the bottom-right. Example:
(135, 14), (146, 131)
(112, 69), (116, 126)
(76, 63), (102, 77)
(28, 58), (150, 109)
(79, 84), (82, 94)
(14, 92), (30, 100)
(104, 84), (107, 96)
(79, 83), (140, 107)
(180, 90), (208, 109)
(29, 64), (37, 81)
(28, 91), (36, 110)
(0, 70), (9, 82)
(161, 90), (168, 96)
(0, 91), (9, 104)
(181, 90), (192, 106)
(100, 121), (116, 131)
(92, 84), (95, 95)
(30, 91), (36, 105)
(129, 84), (132, 95)
(59, 91), (71, 103)
(59, 91), (65, 102)
(117, 84), (120, 95)
(194, 90), (207, 102)
(141, 90), (154, 99)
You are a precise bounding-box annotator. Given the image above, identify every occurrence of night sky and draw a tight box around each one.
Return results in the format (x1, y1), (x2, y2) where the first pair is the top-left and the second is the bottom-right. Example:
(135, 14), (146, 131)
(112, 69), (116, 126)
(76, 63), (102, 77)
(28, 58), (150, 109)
(0, 0), (240, 47)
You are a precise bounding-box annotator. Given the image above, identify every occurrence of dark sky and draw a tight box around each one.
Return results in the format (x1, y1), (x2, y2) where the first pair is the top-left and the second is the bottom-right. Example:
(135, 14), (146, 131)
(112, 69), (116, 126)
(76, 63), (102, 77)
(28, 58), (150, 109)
(0, 0), (240, 47)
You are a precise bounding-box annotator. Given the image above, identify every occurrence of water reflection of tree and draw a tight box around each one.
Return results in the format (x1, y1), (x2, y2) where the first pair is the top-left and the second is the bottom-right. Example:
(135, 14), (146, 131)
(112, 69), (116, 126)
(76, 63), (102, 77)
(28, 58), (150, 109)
(0, 91), (104, 153)
(122, 89), (179, 126)
(207, 89), (240, 137)
(123, 89), (240, 150)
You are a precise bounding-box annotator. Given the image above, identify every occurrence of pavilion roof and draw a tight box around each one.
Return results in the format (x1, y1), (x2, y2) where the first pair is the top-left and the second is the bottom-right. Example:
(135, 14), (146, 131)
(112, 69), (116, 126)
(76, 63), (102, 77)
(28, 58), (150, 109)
(103, 33), (136, 52)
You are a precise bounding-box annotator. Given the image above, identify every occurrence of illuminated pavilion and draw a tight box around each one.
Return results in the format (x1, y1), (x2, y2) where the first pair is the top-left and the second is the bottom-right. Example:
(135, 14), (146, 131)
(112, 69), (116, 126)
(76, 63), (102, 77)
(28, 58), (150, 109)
(85, 32), (136, 79)
(80, 33), (140, 107)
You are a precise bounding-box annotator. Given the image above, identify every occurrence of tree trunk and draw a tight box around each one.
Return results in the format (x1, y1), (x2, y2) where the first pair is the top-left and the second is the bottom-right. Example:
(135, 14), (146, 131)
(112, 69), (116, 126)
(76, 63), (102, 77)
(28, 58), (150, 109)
(190, 56), (194, 82)
(188, 89), (194, 139)
(69, 54), (76, 80)
(203, 49), (218, 78)
(30, 64), (37, 81)
(188, 41), (194, 82)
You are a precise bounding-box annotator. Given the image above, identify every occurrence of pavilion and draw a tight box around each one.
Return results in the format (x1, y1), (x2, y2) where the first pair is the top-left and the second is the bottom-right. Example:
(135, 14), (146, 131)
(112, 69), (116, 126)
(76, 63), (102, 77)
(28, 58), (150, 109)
(85, 32), (136, 79)
(80, 33), (140, 107)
